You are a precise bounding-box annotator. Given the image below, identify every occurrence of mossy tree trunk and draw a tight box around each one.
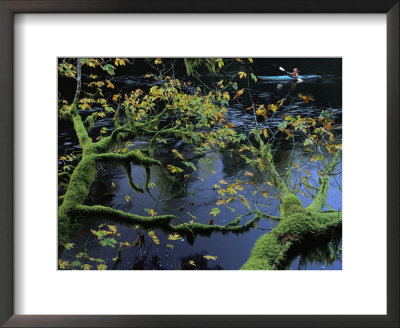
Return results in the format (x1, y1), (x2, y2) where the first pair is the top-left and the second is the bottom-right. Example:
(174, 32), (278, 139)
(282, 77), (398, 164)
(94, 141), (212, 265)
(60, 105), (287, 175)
(241, 132), (342, 270)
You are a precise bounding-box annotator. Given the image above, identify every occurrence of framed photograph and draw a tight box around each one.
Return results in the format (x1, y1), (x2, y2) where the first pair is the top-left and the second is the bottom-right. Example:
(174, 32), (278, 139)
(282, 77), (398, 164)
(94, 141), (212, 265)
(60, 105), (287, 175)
(1, 1), (398, 327)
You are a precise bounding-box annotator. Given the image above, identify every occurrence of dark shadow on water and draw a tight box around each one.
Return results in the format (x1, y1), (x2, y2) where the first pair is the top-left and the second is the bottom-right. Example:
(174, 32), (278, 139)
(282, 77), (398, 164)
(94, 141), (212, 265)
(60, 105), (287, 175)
(283, 225), (342, 270)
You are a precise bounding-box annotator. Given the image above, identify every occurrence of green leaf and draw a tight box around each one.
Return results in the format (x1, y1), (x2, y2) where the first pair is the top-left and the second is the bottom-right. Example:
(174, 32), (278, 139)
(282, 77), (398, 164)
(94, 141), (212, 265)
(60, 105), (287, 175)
(97, 264), (107, 270)
(102, 64), (115, 75)
(303, 139), (313, 146)
(64, 243), (75, 250)
(209, 208), (220, 217)
(183, 161), (197, 171)
(250, 73), (258, 82)
(278, 121), (288, 129)
(100, 238), (117, 248)
(82, 264), (92, 270)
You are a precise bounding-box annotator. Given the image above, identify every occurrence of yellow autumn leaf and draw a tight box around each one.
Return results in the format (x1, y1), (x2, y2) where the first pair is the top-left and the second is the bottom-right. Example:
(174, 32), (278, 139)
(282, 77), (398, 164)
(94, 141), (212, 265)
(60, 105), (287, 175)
(262, 128), (268, 138)
(114, 58), (126, 66)
(211, 170), (216, 174)
(298, 93), (314, 103)
(235, 58), (243, 63)
(238, 71), (247, 79)
(167, 165), (183, 174)
(107, 225), (118, 234)
(189, 260), (196, 266)
(203, 255), (218, 260)
(248, 58), (253, 63)
(292, 163), (300, 170)
(172, 149), (184, 160)
(125, 195), (131, 203)
(58, 259), (69, 269)
(222, 92), (230, 100)
(148, 231), (160, 245)
(216, 198), (225, 205)
(106, 79), (115, 89)
(149, 208), (157, 217)
(219, 179), (228, 185)
(244, 171), (254, 177)
(268, 103), (279, 112)
(256, 108), (264, 116)
(112, 94), (120, 101)
(154, 58), (162, 65)
(261, 190), (269, 198)
(168, 233), (182, 241)
(83, 264), (92, 270)
(233, 88), (244, 100)
(90, 74), (97, 79)
(111, 181), (116, 188)
(277, 98), (285, 107)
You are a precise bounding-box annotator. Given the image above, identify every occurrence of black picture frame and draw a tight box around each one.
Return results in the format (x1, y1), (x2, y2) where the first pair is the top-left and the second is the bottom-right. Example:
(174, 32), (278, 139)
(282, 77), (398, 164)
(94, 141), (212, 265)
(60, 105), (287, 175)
(0, 1), (398, 327)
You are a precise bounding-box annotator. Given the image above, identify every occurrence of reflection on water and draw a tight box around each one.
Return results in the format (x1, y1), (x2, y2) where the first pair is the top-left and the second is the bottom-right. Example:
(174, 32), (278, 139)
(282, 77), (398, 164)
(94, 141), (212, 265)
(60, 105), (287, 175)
(59, 74), (342, 270)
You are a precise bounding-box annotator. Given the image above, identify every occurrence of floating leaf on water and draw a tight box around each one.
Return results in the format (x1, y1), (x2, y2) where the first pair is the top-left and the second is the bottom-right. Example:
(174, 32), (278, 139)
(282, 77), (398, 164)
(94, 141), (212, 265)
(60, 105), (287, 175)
(203, 255), (218, 260)
(97, 264), (107, 270)
(148, 231), (160, 245)
(58, 259), (69, 269)
(168, 233), (182, 241)
(209, 208), (220, 217)
(100, 238), (117, 248)
(261, 190), (269, 198)
(64, 243), (74, 250)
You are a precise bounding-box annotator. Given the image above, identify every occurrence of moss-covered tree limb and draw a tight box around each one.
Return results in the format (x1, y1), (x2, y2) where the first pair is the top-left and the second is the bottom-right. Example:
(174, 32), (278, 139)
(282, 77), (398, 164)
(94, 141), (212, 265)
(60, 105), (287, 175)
(241, 151), (342, 270)
(122, 161), (144, 193)
(72, 204), (177, 227)
(306, 151), (340, 213)
(71, 204), (262, 244)
(83, 112), (101, 132)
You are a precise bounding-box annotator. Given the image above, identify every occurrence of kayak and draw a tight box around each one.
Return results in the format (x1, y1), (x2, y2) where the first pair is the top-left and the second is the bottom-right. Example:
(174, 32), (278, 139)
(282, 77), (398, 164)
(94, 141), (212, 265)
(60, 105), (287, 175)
(258, 75), (321, 81)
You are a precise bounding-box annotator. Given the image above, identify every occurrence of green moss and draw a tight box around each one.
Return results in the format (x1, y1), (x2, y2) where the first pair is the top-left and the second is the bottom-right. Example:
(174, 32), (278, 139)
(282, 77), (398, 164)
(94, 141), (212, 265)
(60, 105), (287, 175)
(241, 210), (342, 270)
(240, 152), (342, 270)
(58, 172), (70, 186)
(58, 155), (98, 244)
(123, 162), (144, 193)
(83, 112), (100, 132)
(241, 232), (292, 270)
(279, 193), (303, 217)
(72, 204), (176, 227)
(307, 151), (340, 213)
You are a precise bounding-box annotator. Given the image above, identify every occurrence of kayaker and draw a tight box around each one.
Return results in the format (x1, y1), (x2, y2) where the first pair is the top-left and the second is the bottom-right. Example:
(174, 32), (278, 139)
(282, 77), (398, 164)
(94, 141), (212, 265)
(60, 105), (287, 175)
(291, 68), (299, 78)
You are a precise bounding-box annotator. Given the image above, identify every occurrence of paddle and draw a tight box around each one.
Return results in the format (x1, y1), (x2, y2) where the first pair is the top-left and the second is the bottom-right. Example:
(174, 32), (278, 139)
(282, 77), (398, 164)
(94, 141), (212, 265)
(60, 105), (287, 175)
(279, 66), (303, 82)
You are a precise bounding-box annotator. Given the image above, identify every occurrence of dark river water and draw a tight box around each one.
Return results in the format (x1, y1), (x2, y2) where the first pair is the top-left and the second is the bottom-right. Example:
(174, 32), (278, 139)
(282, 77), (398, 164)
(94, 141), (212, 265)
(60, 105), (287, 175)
(59, 69), (342, 270)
